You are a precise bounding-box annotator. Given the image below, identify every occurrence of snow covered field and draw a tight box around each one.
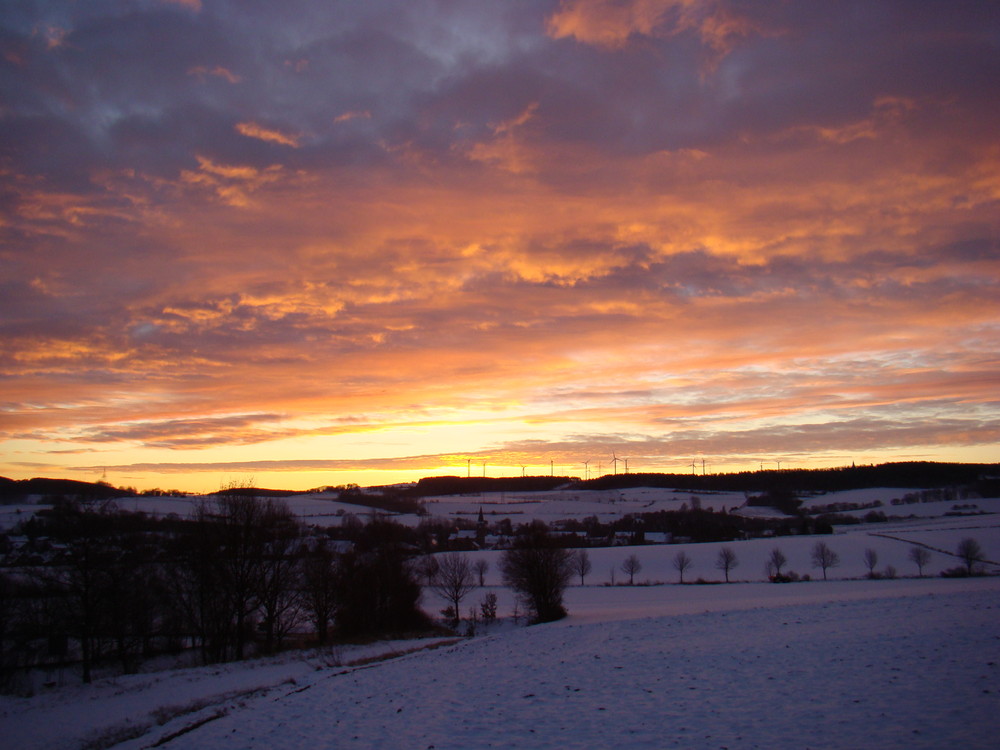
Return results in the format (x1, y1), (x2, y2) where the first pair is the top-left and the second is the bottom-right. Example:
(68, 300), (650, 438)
(5, 485), (998, 532)
(3, 577), (997, 750)
(3, 484), (999, 748)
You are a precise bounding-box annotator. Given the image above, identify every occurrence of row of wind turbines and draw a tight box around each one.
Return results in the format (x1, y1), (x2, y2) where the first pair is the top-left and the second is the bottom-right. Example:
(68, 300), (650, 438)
(466, 454), (787, 480)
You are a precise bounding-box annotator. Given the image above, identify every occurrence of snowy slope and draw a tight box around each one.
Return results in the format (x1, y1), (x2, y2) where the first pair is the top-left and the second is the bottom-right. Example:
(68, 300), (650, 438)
(129, 579), (1000, 749)
(3, 578), (998, 750)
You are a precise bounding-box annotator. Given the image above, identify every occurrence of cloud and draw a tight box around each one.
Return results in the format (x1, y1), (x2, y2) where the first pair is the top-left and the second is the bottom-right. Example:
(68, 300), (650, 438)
(1, 1), (998, 490)
(188, 65), (241, 84)
(163, 0), (202, 11)
(546, 0), (759, 53)
(59, 411), (1000, 477)
(333, 110), (371, 124)
(235, 122), (302, 148)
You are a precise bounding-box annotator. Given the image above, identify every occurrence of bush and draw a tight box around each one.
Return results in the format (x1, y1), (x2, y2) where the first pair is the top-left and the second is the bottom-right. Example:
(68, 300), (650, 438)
(770, 570), (801, 583)
(940, 566), (970, 578)
(334, 546), (431, 637)
(500, 524), (574, 623)
(480, 592), (498, 624)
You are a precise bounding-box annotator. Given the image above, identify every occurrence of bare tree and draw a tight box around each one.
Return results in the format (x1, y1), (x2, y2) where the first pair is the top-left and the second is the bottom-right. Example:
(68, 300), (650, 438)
(672, 550), (693, 584)
(810, 541), (840, 581)
(766, 547), (787, 580)
(715, 547), (738, 583)
(956, 538), (984, 575)
(908, 546), (932, 577)
(572, 549), (593, 586)
(209, 488), (277, 660)
(301, 541), (339, 645)
(432, 553), (477, 625)
(255, 500), (305, 655)
(473, 559), (489, 587)
(414, 555), (439, 587)
(479, 591), (498, 624)
(863, 548), (879, 578)
(621, 554), (642, 585)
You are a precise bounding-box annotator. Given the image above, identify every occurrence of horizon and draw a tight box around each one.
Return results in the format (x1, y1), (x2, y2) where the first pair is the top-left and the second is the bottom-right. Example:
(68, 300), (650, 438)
(3, 2), (999, 495)
(5, 458), (997, 497)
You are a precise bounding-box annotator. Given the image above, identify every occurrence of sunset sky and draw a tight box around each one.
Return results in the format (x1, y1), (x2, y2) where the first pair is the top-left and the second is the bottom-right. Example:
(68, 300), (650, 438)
(2, 1), (999, 492)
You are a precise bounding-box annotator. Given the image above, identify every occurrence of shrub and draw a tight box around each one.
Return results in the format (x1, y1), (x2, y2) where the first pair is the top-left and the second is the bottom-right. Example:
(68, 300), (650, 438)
(500, 524), (574, 623)
(940, 566), (970, 578)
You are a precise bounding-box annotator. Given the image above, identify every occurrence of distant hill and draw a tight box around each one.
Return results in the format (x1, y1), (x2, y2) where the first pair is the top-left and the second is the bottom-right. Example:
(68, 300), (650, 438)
(409, 475), (577, 497)
(582, 462), (999, 494)
(214, 486), (309, 498)
(3, 461), (997, 505)
(406, 462), (999, 497)
(0, 476), (132, 504)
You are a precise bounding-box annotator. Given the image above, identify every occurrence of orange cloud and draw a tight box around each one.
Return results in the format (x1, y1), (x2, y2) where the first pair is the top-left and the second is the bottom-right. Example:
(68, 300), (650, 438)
(188, 65), (241, 84)
(234, 122), (302, 148)
(333, 110), (372, 124)
(547, 0), (757, 53)
(179, 155), (293, 206)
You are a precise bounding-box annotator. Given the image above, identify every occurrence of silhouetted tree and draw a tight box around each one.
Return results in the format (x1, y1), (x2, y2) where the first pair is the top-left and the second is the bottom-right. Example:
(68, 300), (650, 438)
(479, 591), (498, 624)
(673, 550), (693, 583)
(432, 553), (477, 626)
(766, 547), (787, 580)
(334, 531), (429, 637)
(473, 559), (489, 587)
(908, 546), (932, 577)
(811, 541), (839, 581)
(621, 554), (642, 585)
(863, 548), (879, 579)
(500, 524), (574, 623)
(301, 541), (339, 645)
(572, 549), (592, 585)
(36, 499), (120, 683)
(255, 501), (304, 654)
(166, 504), (235, 664)
(715, 547), (738, 582)
(415, 555), (440, 587)
(956, 538), (984, 575)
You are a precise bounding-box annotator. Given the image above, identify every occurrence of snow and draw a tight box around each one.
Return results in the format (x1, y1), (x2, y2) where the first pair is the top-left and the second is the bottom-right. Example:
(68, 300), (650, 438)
(0, 639), (459, 750)
(3, 576), (998, 749)
(4, 484), (997, 532)
(422, 488), (748, 526)
(3, 487), (999, 748)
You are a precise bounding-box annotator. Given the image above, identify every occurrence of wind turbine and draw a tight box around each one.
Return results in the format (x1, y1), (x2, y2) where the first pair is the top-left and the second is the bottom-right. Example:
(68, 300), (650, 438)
(583, 460), (591, 480)
(611, 452), (621, 475)
(521, 465), (526, 477)
(690, 459), (696, 475)
(623, 457), (629, 474)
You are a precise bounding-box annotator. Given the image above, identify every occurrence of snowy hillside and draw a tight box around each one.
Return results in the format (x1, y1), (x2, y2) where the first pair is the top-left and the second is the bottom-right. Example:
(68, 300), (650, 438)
(3, 577), (997, 749)
(3, 481), (998, 748)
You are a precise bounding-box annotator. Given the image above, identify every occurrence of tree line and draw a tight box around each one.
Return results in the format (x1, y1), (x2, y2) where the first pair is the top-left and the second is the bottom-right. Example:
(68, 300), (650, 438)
(0, 495), (577, 693)
(0, 492), (435, 691)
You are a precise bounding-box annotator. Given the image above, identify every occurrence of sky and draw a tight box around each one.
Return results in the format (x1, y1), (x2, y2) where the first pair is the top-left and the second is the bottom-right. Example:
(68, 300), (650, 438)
(2, 0), (999, 493)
